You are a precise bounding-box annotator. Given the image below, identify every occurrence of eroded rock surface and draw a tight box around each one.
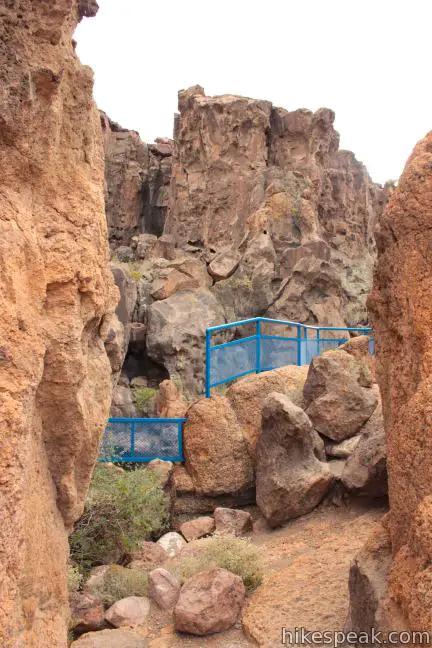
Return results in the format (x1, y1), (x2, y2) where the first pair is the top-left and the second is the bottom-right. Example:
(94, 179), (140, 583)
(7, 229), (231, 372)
(256, 393), (333, 527)
(354, 131), (432, 630)
(0, 2), (117, 646)
(101, 112), (173, 244)
(303, 349), (378, 441)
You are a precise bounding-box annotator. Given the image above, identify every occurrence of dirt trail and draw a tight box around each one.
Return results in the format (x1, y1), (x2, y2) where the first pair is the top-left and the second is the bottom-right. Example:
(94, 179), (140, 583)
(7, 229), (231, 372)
(137, 500), (387, 647)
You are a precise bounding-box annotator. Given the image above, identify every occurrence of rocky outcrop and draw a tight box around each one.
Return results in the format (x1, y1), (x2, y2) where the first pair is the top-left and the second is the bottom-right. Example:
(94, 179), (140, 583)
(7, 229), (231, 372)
(165, 86), (387, 327)
(0, 2), (117, 647)
(103, 87), (386, 402)
(363, 131), (432, 629)
(101, 112), (173, 245)
(256, 393), (333, 527)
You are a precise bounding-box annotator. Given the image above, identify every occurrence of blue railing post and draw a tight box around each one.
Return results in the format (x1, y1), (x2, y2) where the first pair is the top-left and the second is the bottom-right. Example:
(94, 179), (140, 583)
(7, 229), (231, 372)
(256, 318), (261, 373)
(130, 420), (135, 455)
(205, 329), (211, 398)
(296, 325), (302, 366)
(317, 327), (321, 356)
(177, 420), (184, 461)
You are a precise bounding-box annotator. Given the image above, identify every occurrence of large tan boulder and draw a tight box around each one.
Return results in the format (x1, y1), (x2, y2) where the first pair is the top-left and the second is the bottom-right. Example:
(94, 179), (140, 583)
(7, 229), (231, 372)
(256, 393), (333, 527)
(226, 365), (309, 452)
(303, 349), (378, 441)
(0, 2), (118, 646)
(173, 568), (245, 635)
(183, 396), (254, 496)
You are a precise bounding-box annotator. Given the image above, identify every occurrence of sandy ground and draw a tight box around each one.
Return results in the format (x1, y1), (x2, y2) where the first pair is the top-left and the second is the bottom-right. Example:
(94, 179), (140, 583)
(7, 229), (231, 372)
(102, 499), (387, 648)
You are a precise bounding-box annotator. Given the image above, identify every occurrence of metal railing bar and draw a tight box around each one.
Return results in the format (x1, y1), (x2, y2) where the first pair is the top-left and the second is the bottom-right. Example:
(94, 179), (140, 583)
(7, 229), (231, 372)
(108, 417), (187, 424)
(210, 368), (256, 388)
(210, 335), (257, 351)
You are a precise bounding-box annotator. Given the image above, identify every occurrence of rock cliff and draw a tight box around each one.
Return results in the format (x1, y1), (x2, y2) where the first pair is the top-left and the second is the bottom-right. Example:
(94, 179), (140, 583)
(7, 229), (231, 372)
(361, 131), (432, 630)
(101, 112), (173, 246)
(0, 2), (117, 646)
(103, 86), (387, 399)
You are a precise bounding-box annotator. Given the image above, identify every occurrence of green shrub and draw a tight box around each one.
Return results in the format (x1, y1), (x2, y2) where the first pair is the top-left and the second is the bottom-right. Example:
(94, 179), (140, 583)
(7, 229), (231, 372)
(172, 534), (263, 594)
(70, 465), (169, 575)
(87, 565), (148, 606)
(67, 564), (83, 594)
(133, 386), (157, 414)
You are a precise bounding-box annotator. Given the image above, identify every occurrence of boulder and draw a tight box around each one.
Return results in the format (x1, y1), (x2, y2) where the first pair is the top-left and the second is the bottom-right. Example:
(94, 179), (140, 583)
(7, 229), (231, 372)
(148, 568), (181, 609)
(213, 507), (253, 537)
(325, 435), (361, 459)
(183, 396), (254, 496)
(69, 592), (106, 634)
(256, 393), (333, 527)
(157, 532), (187, 557)
(127, 541), (168, 569)
(172, 466), (195, 494)
(151, 268), (198, 300)
(146, 288), (225, 395)
(346, 523), (392, 633)
(148, 233), (177, 260)
(156, 379), (187, 418)
(133, 233), (158, 260)
(71, 628), (148, 647)
(341, 401), (387, 497)
(104, 596), (150, 628)
(208, 249), (241, 280)
(173, 568), (245, 635)
(226, 365), (309, 453)
(110, 384), (138, 418)
(146, 459), (174, 489)
(303, 349), (378, 441)
(180, 517), (215, 541)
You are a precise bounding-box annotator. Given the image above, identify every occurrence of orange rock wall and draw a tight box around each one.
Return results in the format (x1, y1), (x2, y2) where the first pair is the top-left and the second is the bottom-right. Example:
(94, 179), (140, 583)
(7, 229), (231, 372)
(0, 1), (117, 645)
(368, 131), (432, 628)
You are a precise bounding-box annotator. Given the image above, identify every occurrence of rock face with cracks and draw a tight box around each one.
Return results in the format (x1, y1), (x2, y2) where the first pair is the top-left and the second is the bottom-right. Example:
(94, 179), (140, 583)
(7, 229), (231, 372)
(256, 393), (333, 527)
(364, 130), (432, 630)
(0, 2), (117, 646)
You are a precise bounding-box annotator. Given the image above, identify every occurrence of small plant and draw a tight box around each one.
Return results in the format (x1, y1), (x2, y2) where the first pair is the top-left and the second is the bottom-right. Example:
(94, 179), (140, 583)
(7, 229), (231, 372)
(172, 534), (263, 594)
(67, 564), (83, 594)
(133, 386), (157, 413)
(129, 269), (142, 281)
(87, 565), (148, 606)
(70, 465), (169, 575)
(231, 276), (252, 291)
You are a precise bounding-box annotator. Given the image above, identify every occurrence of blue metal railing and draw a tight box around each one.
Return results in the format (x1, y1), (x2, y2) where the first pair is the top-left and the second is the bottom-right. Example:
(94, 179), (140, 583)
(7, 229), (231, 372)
(99, 417), (186, 463)
(205, 317), (373, 397)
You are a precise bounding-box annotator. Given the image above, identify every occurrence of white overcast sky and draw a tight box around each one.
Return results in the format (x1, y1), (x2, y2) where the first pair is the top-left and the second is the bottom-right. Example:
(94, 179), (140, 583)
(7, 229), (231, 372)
(75, 0), (432, 185)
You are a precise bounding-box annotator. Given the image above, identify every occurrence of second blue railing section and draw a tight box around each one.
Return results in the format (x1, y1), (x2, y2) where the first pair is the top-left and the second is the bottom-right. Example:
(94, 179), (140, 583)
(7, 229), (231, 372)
(205, 317), (372, 397)
(100, 417), (186, 463)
